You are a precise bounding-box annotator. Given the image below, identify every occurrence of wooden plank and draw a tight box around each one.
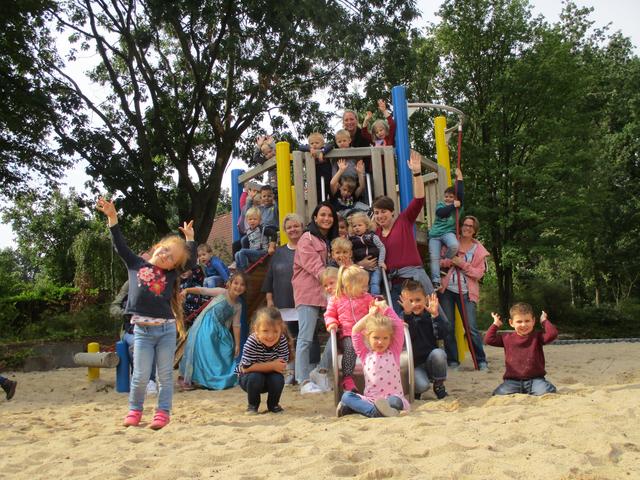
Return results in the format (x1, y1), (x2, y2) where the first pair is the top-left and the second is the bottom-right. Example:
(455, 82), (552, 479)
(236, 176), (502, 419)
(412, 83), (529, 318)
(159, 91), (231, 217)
(324, 147), (373, 160)
(238, 157), (277, 183)
(305, 152), (318, 218)
(292, 151), (306, 222)
(371, 148), (384, 199)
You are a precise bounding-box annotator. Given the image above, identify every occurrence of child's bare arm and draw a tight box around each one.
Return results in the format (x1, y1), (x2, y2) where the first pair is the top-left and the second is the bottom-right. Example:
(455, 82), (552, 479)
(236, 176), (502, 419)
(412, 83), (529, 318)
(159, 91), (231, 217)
(241, 359), (287, 374)
(354, 160), (366, 198)
(330, 159), (347, 194)
(96, 197), (118, 226)
(491, 312), (503, 327)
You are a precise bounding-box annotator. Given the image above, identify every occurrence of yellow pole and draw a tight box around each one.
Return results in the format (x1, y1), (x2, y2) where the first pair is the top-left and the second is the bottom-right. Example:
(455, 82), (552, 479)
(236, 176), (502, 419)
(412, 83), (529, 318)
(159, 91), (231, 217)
(434, 116), (466, 363)
(87, 342), (100, 381)
(276, 142), (293, 245)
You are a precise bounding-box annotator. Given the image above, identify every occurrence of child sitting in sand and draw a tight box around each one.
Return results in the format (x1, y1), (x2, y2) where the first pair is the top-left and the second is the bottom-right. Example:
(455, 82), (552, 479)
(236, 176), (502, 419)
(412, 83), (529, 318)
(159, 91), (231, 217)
(485, 303), (558, 396)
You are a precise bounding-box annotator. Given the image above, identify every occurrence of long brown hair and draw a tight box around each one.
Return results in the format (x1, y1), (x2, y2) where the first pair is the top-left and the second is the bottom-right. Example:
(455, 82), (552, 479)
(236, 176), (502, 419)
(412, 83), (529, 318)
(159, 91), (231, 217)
(253, 306), (295, 361)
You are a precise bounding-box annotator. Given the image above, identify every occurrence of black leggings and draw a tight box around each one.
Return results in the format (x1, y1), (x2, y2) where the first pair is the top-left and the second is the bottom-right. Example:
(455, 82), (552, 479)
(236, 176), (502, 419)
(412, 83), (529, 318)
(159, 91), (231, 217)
(341, 336), (357, 377)
(239, 372), (285, 410)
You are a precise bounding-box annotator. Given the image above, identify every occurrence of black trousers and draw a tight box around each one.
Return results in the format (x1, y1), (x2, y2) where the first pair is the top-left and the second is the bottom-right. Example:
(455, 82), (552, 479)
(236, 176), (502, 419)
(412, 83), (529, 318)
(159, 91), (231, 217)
(239, 372), (285, 410)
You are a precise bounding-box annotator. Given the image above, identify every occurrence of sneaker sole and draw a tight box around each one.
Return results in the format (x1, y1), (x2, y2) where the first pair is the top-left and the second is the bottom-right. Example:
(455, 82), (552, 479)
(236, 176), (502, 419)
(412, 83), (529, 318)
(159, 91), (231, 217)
(374, 398), (399, 417)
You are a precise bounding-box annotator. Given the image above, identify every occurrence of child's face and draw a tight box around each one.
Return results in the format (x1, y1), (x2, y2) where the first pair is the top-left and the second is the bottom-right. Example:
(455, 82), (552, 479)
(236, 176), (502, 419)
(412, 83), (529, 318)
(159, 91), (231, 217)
(260, 143), (275, 159)
(336, 135), (351, 149)
(227, 276), (247, 297)
(374, 125), (387, 140)
(309, 137), (324, 150)
(338, 219), (348, 238)
(400, 290), (427, 315)
(198, 250), (212, 264)
(150, 243), (183, 270)
(256, 322), (281, 348)
(509, 313), (535, 337)
(261, 189), (274, 206)
(246, 214), (260, 229)
(346, 274), (369, 297)
(368, 328), (392, 354)
(322, 277), (337, 296)
(332, 248), (352, 267)
(339, 182), (355, 200)
(351, 219), (367, 236)
(253, 194), (262, 206)
(444, 192), (455, 204)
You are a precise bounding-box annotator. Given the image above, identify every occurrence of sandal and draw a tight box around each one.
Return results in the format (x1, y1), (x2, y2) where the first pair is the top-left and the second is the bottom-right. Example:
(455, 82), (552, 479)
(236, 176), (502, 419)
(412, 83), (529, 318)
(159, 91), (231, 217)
(123, 409), (143, 427)
(149, 409), (170, 430)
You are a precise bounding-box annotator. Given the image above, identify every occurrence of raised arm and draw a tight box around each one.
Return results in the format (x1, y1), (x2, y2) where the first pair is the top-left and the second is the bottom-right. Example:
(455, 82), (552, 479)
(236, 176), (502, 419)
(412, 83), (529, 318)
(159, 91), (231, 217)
(354, 160), (366, 199)
(330, 159), (347, 195)
(97, 197), (140, 267)
(409, 150), (425, 199)
(540, 311), (558, 344)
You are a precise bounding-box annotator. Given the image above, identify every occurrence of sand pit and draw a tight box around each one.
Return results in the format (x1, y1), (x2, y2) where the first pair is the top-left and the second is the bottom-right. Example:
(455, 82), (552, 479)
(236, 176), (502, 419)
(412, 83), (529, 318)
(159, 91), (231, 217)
(1, 342), (639, 479)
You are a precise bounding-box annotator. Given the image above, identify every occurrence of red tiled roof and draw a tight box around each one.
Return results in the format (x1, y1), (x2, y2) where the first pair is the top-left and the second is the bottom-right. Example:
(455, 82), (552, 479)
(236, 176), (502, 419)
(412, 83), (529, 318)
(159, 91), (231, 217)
(206, 212), (233, 261)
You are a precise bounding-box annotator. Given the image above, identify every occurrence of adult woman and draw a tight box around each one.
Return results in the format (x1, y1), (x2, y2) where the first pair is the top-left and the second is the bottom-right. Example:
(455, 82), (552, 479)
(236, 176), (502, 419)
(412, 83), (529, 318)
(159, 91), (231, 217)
(342, 109), (370, 148)
(291, 202), (338, 383)
(439, 215), (490, 370)
(373, 150), (432, 315)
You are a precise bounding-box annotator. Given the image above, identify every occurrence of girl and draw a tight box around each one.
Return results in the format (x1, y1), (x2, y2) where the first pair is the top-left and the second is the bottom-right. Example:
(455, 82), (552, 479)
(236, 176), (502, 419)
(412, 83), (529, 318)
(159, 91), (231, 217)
(362, 99), (396, 147)
(96, 197), (196, 430)
(348, 212), (386, 296)
(324, 265), (375, 393)
(237, 307), (292, 414)
(178, 272), (247, 390)
(336, 299), (409, 418)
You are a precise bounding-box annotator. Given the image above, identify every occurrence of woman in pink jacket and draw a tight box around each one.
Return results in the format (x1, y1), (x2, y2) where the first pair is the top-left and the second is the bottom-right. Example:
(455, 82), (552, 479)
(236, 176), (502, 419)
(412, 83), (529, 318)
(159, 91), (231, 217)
(439, 215), (490, 370)
(292, 202), (339, 383)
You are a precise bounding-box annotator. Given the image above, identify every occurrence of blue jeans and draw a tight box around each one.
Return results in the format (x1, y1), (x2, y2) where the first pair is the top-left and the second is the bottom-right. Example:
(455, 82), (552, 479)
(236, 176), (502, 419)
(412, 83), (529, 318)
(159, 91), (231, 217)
(493, 378), (556, 396)
(440, 289), (487, 366)
(129, 322), (176, 413)
(414, 348), (448, 395)
(339, 391), (404, 417)
(123, 331), (156, 382)
(295, 305), (320, 383)
(235, 248), (266, 271)
(369, 268), (381, 296)
(239, 372), (285, 410)
(203, 276), (224, 288)
(429, 233), (459, 283)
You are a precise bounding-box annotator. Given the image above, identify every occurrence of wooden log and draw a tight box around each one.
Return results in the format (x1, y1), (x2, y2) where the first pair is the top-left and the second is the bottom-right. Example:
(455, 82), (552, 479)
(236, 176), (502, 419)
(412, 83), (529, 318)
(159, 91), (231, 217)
(74, 352), (120, 368)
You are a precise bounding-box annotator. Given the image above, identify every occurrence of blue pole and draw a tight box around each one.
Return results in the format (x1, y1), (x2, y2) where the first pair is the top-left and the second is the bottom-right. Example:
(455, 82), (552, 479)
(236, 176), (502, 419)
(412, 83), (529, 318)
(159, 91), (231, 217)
(392, 85), (412, 213)
(115, 340), (130, 393)
(231, 169), (244, 242)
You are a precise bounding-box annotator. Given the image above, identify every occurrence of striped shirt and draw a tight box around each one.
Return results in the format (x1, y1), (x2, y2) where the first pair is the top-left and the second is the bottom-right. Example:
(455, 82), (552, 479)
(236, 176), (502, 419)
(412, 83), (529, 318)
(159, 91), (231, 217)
(236, 333), (289, 375)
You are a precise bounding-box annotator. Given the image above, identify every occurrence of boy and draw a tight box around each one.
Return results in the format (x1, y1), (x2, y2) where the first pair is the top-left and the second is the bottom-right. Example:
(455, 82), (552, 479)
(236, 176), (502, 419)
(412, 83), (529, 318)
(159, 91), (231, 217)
(328, 237), (354, 268)
(428, 167), (464, 288)
(485, 303), (558, 396)
(254, 135), (277, 187)
(235, 207), (277, 271)
(247, 184), (278, 230)
(330, 158), (366, 214)
(300, 132), (334, 201)
(400, 280), (448, 400)
(197, 243), (230, 288)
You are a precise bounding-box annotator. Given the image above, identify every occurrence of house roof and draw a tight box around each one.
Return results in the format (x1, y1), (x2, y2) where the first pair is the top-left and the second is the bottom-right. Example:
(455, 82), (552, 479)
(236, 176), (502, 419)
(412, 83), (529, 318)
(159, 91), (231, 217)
(206, 212), (233, 258)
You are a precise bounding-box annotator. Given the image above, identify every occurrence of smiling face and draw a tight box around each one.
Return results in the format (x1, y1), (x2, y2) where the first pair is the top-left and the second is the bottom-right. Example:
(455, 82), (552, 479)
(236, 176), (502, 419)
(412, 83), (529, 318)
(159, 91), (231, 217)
(373, 207), (394, 230)
(509, 313), (536, 337)
(338, 218), (348, 238)
(400, 289), (428, 316)
(343, 111), (358, 135)
(339, 181), (355, 200)
(368, 328), (392, 354)
(255, 321), (281, 348)
(331, 247), (352, 268)
(444, 192), (456, 205)
(374, 124), (387, 140)
(461, 217), (478, 239)
(284, 219), (303, 242)
(322, 276), (337, 297)
(227, 275), (247, 299)
(150, 242), (184, 270)
(336, 134), (351, 149)
(314, 206), (334, 234)
(260, 189), (274, 206)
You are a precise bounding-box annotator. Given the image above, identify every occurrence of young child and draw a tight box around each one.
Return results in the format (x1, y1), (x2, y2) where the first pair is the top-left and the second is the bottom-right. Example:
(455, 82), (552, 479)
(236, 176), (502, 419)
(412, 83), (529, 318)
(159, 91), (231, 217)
(330, 159), (366, 214)
(246, 184), (278, 230)
(198, 243), (230, 288)
(300, 132), (334, 201)
(96, 197), (196, 430)
(362, 99), (396, 147)
(1, 375), (17, 400)
(324, 265), (375, 393)
(485, 303), (558, 396)
(329, 237), (354, 268)
(332, 129), (358, 176)
(237, 307), (292, 414)
(254, 135), (277, 187)
(348, 212), (386, 295)
(235, 207), (277, 271)
(179, 267), (206, 320)
(400, 280), (448, 400)
(337, 217), (349, 239)
(428, 167), (464, 288)
(336, 299), (409, 417)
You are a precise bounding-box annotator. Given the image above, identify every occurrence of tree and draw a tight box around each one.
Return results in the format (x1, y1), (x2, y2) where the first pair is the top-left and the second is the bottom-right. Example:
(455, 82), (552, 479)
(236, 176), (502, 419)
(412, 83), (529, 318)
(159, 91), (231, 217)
(47, 0), (419, 243)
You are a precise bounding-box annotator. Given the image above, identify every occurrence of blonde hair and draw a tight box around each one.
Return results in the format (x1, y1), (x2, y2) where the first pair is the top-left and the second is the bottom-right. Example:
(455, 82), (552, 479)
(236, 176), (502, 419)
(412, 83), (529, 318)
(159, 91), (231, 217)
(372, 119), (389, 136)
(335, 129), (351, 142)
(197, 243), (213, 254)
(246, 206), (262, 221)
(331, 237), (352, 254)
(365, 311), (394, 339)
(320, 266), (339, 285)
(348, 212), (374, 233)
(308, 132), (325, 146)
(253, 306), (295, 360)
(335, 265), (369, 298)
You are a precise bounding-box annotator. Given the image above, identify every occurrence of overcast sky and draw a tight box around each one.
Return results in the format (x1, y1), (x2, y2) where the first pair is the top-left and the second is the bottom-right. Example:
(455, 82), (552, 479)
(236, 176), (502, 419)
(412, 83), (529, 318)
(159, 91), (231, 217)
(1, 0), (638, 248)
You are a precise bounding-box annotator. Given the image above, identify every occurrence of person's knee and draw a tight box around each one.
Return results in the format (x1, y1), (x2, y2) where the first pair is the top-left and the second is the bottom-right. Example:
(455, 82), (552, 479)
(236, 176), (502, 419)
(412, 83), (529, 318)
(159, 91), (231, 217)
(246, 372), (266, 389)
(414, 367), (430, 394)
(387, 395), (404, 411)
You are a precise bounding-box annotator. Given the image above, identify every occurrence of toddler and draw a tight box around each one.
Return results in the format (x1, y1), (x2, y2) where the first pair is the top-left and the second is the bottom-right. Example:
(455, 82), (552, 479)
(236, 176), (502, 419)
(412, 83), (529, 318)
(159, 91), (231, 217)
(336, 299), (409, 418)
(300, 132), (334, 201)
(235, 208), (277, 271)
(329, 237), (354, 268)
(237, 307), (292, 414)
(337, 217), (349, 239)
(247, 185), (278, 230)
(198, 243), (230, 288)
(428, 167), (464, 288)
(330, 159), (366, 214)
(254, 135), (277, 186)
(363, 99), (396, 147)
(485, 303), (558, 396)
(348, 212), (386, 295)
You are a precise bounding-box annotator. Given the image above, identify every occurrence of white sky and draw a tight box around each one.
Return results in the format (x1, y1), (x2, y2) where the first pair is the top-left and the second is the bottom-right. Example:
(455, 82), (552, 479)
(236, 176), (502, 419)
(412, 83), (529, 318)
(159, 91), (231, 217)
(1, 0), (638, 249)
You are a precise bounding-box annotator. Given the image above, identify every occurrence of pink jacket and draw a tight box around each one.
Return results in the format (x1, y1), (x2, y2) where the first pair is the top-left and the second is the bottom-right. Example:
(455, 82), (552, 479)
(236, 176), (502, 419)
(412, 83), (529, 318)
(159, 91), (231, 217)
(324, 293), (375, 338)
(292, 232), (328, 307)
(440, 239), (490, 303)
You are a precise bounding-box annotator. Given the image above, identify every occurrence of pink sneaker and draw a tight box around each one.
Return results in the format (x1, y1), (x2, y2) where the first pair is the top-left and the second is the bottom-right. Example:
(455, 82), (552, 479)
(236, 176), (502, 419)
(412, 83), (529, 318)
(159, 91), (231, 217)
(342, 375), (358, 393)
(123, 409), (143, 427)
(149, 409), (170, 430)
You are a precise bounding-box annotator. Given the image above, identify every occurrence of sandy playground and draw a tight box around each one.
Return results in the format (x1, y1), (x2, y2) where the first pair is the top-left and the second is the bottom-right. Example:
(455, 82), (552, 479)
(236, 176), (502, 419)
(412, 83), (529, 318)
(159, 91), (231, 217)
(1, 342), (639, 480)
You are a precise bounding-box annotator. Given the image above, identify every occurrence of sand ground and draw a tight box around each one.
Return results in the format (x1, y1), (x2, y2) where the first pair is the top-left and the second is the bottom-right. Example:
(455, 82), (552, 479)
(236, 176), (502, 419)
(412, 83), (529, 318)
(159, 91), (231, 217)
(1, 342), (639, 480)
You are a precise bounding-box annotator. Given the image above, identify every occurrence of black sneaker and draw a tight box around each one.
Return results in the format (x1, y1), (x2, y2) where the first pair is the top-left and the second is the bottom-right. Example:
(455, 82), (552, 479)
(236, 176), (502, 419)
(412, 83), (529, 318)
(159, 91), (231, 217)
(269, 405), (284, 414)
(2, 379), (16, 400)
(433, 381), (448, 400)
(245, 404), (259, 415)
(336, 401), (355, 418)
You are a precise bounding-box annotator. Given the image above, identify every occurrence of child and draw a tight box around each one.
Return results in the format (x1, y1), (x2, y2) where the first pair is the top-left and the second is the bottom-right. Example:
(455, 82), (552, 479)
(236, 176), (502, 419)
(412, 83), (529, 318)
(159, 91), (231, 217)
(254, 135), (277, 187)
(247, 184), (278, 230)
(337, 217), (349, 239)
(428, 167), (464, 288)
(336, 299), (409, 417)
(399, 280), (448, 400)
(237, 307), (292, 414)
(179, 272), (247, 390)
(329, 237), (354, 268)
(300, 132), (334, 201)
(324, 265), (375, 393)
(198, 243), (230, 288)
(235, 207), (277, 271)
(96, 197), (196, 430)
(485, 303), (558, 396)
(330, 159), (366, 214)
(332, 129), (358, 177)
(179, 267), (206, 320)
(348, 212), (386, 295)
(362, 99), (396, 147)
(1, 375), (17, 400)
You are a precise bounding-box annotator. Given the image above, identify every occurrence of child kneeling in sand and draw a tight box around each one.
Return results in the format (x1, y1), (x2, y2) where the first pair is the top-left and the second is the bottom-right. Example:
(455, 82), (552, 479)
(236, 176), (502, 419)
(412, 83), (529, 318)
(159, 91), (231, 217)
(485, 303), (558, 396)
(336, 299), (409, 418)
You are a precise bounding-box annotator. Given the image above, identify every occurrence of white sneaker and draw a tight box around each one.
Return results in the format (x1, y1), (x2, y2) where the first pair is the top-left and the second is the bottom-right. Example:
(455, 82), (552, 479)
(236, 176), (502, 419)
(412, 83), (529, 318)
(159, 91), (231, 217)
(146, 380), (158, 396)
(300, 380), (323, 394)
(309, 367), (332, 392)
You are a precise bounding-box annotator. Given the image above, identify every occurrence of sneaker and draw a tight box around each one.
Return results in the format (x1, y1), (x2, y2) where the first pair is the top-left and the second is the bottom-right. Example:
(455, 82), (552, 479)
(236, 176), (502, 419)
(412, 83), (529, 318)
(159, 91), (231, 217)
(300, 380), (323, 394)
(336, 401), (351, 418)
(269, 405), (284, 414)
(123, 409), (143, 427)
(373, 398), (399, 417)
(309, 368), (332, 392)
(478, 362), (489, 371)
(228, 261), (237, 271)
(245, 405), (259, 415)
(433, 381), (448, 399)
(432, 281), (441, 291)
(342, 375), (358, 393)
(149, 409), (170, 430)
(146, 380), (158, 396)
(2, 379), (17, 400)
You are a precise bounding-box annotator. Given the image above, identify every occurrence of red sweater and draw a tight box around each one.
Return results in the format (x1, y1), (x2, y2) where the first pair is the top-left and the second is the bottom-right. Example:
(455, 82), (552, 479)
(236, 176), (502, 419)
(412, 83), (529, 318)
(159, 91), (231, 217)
(484, 321), (558, 380)
(376, 197), (425, 271)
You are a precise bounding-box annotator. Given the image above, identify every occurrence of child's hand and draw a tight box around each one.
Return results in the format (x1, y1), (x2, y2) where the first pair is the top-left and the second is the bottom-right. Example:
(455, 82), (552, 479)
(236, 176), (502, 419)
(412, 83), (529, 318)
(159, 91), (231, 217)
(364, 111), (373, 123)
(397, 296), (411, 314)
(369, 298), (388, 315)
(453, 200), (461, 208)
(96, 197), (118, 225)
(337, 158), (347, 172)
(425, 292), (439, 317)
(451, 256), (463, 267)
(408, 150), (422, 174)
(540, 310), (548, 323)
(327, 324), (338, 333)
(179, 220), (195, 241)
(356, 159), (365, 176)
(380, 262), (386, 270)
(455, 167), (463, 180)
(248, 188), (257, 199)
(491, 312), (503, 327)
(267, 242), (276, 256)
(272, 359), (287, 374)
